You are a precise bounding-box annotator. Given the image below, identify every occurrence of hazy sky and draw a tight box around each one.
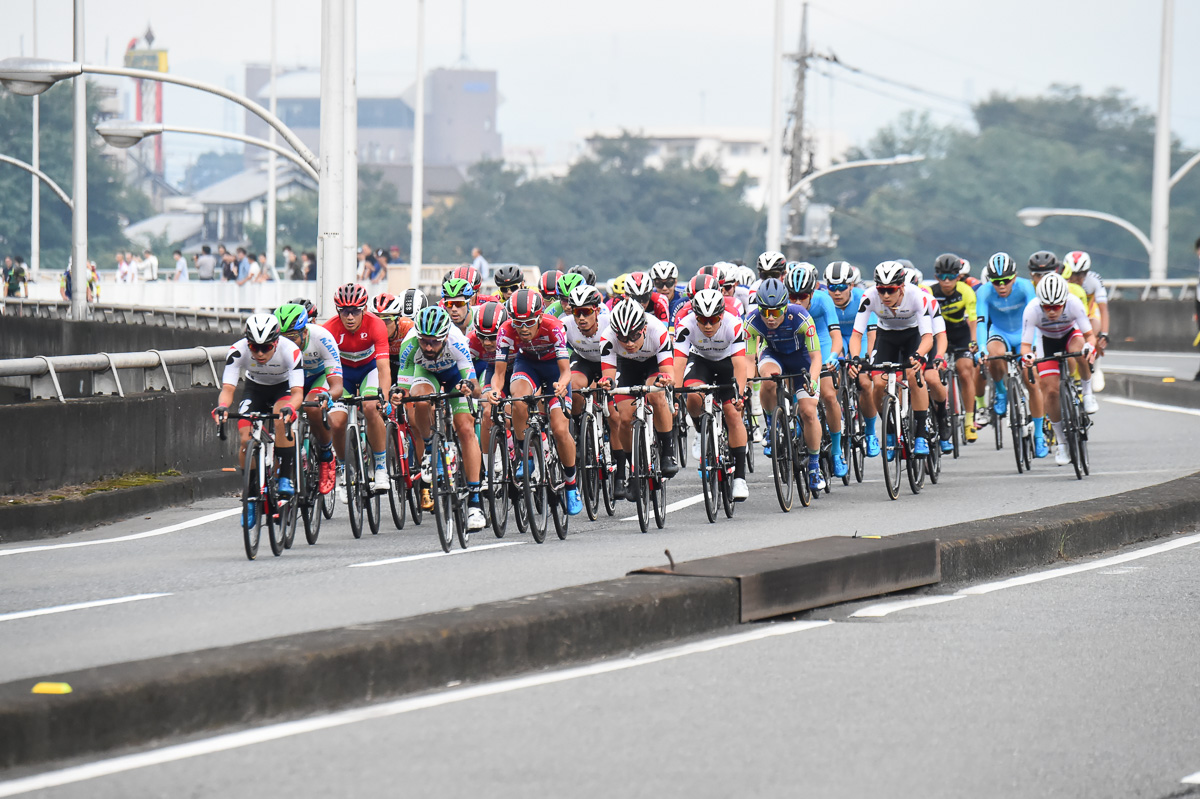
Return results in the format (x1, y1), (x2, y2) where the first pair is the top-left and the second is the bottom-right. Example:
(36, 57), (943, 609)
(2, 0), (1197, 185)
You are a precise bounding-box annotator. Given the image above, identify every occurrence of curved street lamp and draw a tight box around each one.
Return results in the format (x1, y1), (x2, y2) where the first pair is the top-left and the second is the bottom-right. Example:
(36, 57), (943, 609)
(0, 153), (73, 210)
(1017, 207), (1153, 260)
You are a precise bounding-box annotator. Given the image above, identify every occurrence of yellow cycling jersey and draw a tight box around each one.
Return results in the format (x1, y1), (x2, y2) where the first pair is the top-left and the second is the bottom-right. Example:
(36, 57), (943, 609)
(1067, 282), (1090, 314)
(930, 280), (976, 326)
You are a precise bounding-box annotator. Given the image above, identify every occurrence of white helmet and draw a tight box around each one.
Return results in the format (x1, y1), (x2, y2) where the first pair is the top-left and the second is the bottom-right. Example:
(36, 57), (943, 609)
(824, 261), (854, 286)
(959, 259), (971, 278)
(874, 260), (907, 286)
(1036, 272), (1070, 305)
(400, 288), (428, 319)
(244, 313), (281, 345)
(756, 250), (787, 277)
(1063, 251), (1091, 275)
(609, 298), (648, 338)
(848, 265), (862, 285)
(569, 284), (603, 309)
(692, 288), (725, 318)
(713, 261), (737, 286)
(649, 260), (678, 282)
(737, 265), (756, 287)
(904, 267), (924, 286)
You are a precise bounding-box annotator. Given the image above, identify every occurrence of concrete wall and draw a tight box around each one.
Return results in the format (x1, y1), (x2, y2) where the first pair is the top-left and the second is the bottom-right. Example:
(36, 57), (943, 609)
(1, 389), (238, 496)
(1107, 300), (1196, 352)
(0, 316), (231, 361)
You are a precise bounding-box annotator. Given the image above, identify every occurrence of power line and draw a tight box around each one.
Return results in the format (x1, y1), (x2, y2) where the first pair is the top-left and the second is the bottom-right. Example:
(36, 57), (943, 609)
(816, 55), (969, 110)
(811, 65), (975, 125)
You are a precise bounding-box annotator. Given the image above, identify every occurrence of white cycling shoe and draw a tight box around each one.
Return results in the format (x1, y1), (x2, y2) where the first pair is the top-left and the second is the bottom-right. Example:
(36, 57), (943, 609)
(691, 433), (701, 461)
(373, 465), (389, 489)
(731, 477), (749, 501)
(467, 506), (486, 531)
(337, 467), (348, 504)
(1082, 394), (1099, 414)
(974, 408), (989, 428)
(1055, 443), (1071, 466)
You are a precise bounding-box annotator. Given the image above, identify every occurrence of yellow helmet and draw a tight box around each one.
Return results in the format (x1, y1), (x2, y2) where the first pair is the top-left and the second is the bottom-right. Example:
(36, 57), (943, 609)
(612, 273), (629, 296)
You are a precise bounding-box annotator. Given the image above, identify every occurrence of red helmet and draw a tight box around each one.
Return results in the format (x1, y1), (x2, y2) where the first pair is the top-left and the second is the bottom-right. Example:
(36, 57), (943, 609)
(474, 301), (507, 336)
(371, 292), (400, 316)
(507, 288), (544, 322)
(334, 283), (369, 310)
(626, 271), (654, 302)
(452, 265), (482, 295)
(687, 274), (717, 298)
(538, 270), (563, 298)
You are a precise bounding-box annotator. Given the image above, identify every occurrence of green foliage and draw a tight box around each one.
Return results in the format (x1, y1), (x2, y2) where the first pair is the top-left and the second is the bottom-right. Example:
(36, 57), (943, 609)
(818, 88), (1200, 279)
(0, 82), (153, 270)
(424, 134), (761, 278)
(182, 151), (245, 193)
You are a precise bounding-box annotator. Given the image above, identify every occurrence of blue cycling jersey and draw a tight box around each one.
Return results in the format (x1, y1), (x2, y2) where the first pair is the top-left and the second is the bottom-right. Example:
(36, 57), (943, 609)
(804, 289), (840, 363)
(975, 277), (1036, 349)
(666, 287), (688, 321)
(747, 304), (818, 356)
(830, 287), (876, 357)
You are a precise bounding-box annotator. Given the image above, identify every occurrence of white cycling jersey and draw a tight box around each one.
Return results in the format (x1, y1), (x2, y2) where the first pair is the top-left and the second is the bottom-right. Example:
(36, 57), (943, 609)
(222, 338), (303, 388)
(562, 305), (611, 363)
(1080, 272), (1108, 304)
(600, 314), (672, 367)
(924, 294), (947, 336)
(853, 286), (934, 335)
(673, 311), (747, 361)
(298, 324), (343, 380)
(1021, 295), (1092, 343)
(396, 325), (475, 388)
(734, 286), (752, 316)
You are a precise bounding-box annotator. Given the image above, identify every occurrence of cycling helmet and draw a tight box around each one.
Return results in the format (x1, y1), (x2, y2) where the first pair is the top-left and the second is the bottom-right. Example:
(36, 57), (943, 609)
(985, 253), (1018, 281)
(626, 271), (654, 301)
(692, 288), (725, 318)
(415, 305), (453, 339)
(333, 283), (369, 310)
(611, 273), (629, 296)
(874, 260), (907, 286)
(507, 288), (544, 321)
(1036, 272), (1070, 305)
(245, 313), (281, 345)
(757, 250), (787, 278)
(1028, 250), (1059, 274)
(755, 278), (790, 309)
(452, 265), (483, 295)
(933, 253), (962, 276)
(786, 266), (818, 295)
(959, 259), (971, 278)
(896, 258), (915, 271)
(609, 298), (648, 338)
(567, 264), (597, 286)
(737, 265), (757, 287)
(539, 270), (563, 298)
(442, 277), (475, 301)
(399, 288), (428, 319)
(848, 265), (862, 285)
(474, 301), (507, 336)
(714, 262), (738, 288)
(288, 297), (318, 321)
(274, 303), (308, 333)
(569, 284), (603, 309)
(371, 292), (402, 317)
(687, 274), (717, 298)
(442, 269), (455, 286)
(1063, 250), (1091, 275)
(650, 260), (678, 283)
(904, 267), (924, 286)
(555, 272), (583, 301)
(494, 264), (524, 289)
(824, 261), (854, 286)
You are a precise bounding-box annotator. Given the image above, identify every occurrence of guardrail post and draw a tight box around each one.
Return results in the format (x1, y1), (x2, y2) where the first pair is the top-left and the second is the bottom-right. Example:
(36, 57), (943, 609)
(190, 347), (221, 387)
(93, 353), (124, 397)
(146, 349), (176, 393)
(31, 356), (65, 402)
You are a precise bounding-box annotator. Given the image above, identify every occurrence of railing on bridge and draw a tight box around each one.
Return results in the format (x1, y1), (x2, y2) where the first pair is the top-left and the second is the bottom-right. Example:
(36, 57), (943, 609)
(1101, 279), (1197, 301)
(0, 345), (227, 403)
(1, 298), (244, 332)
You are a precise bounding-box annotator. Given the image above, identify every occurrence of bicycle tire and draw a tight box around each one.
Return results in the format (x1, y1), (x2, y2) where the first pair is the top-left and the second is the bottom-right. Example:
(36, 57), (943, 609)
(839, 386), (854, 487)
(880, 396), (901, 500)
(548, 441), (569, 542)
(362, 430), (381, 535)
(905, 412), (924, 496)
(1063, 383), (1084, 481)
(386, 422), (407, 530)
(451, 438), (469, 550)
(426, 433), (452, 552)
(266, 468), (284, 557)
(1007, 377), (1025, 474)
(241, 443), (262, 560)
(674, 402), (688, 469)
(600, 422), (616, 516)
(743, 401), (756, 475)
(345, 429), (364, 539)
(720, 429), (735, 518)
(699, 415), (718, 523)
(651, 432), (666, 530)
(487, 426), (510, 538)
(301, 433), (322, 545)
(926, 415), (941, 485)
(631, 419), (650, 534)
(405, 435), (423, 526)
(523, 433), (549, 543)
(793, 413), (812, 508)
(320, 476), (336, 519)
(580, 413), (600, 521)
(279, 457), (298, 551)
(948, 369), (962, 459)
(770, 407), (793, 512)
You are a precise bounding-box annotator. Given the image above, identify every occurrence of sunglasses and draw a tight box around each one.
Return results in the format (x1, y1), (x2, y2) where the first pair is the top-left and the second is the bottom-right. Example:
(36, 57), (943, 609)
(654, 281), (675, 291)
(826, 283), (849, 292)
(990, 277), (1015, 286)
(876, 286), (901, 296)
(419, 336), (445, 347)
(380, 315), (399, 324)
(721, 284), (736, 292)
(476, 333), (497, 342)
(616, 329), (644, 344)
(571, 306), (597, 318)
(796, 291), (813, 301)
(336, 306), (364, 316)
(761, 306), (786, 319)
(936, 273), (959, 282)
(248, 341), (276, 354)
(443, 300), (469, 310)
(512, 318), (539, 328)
(697, 314), (722, 326)
(498, 285), (520, 294)
(1041, 303), (1064, 312)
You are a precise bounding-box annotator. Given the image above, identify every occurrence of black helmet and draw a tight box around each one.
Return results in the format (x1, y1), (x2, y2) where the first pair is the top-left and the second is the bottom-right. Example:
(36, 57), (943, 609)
(494, 264), (524, 288)
(985, 253), (1017, 282)
(1028, 250), (1059, 274)
(933, 253), (962, 276)
(567, 264), (597, 286)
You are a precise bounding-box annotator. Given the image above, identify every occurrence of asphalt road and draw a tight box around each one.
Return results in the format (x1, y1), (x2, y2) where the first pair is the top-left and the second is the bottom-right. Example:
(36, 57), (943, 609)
(1103, 349), (1199, 380)
(6, 523), (1200, 797)
(2, 395), (1199, 684)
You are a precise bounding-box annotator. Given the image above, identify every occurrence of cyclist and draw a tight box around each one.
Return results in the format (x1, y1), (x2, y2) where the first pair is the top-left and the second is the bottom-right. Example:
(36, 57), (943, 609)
(1020, 272), (1098, 464)
(651, 260), (688, 319)
(826, 261), (881, 457)
(757, 250), (787, 283)
(563, 284), (611, 417)
(674, 287), (751, 500)
(392, 305), (485, 529)
(275, 303), (344, 494)
(846, 261), (935, 457)
(471, 301), (510, 482)
(975, 253), (1044, 456)
(322, 283), (392, 494)
(441, 277), (476, 335)
(748, 278), (824, 491)
(568, 264), (598, 287)
(624, 271), (671, 324)
(786, 266), (847, 476)
(1062, 251), (1110, 354)
(929, 253), (979, 444)
(450, 265), (490, 306)
(959, 259), (982, 291)
(713, 263), (746, 317)
(606, 273), (629, 306)
(908, 267), (954, 453)
(484, 289), (582, 516)
(493, 264), (526, 304)
(213, 314), (304, 519)
(601, 297), (678, 498)
(547, 272), (586, 319)
(538, 270), (563, 304)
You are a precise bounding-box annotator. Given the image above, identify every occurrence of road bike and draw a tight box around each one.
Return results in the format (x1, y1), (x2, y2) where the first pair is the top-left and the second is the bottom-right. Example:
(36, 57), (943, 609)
(677, 383), (735, 522)
(986, 354), (1035, 474)
(864, 360), (925, 500)
(397, 389), (474, 552)
(339, 395), (383, 539)
(1036, 351), (1092, 480)
(484, 398), (530, 539)
(751, 373), (812, 512)
(509, 392), (570, 544)
(671, 388), (689, 469)
(218, 409), (296, 560)
(298, 397), (331, 545)
(836, 360), (867, 484)
(614, 383), (669, 533)
(384, 400), (422, 530)
(574, 385), (616, 521)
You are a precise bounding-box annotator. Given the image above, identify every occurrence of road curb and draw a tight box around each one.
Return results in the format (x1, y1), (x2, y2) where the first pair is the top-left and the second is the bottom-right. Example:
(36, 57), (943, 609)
(1103, 372), (1200, 409)
(1, 472), (1196, 771)
(0, 470), (240, 545)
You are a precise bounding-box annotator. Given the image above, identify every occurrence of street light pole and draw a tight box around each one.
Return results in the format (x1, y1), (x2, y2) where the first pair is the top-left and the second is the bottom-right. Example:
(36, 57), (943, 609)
(1148, 0), (1174, 283)
(30, 0), (39, 280)
(95, 122), (319, 181)
(765, 0), (784, 252)
(266, 0), (277, 277)
(317, 0), (345, 315)
(70, 0), (87, 319)
(780, 154), (925, 210)
(1016, 207), (1154, 261)
(0, 153), (73, 209)
(410, 0), (426, 292)
(343, 0), (358, 289)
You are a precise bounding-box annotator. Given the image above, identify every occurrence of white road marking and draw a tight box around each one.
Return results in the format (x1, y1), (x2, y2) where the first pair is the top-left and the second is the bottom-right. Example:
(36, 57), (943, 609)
(0, 594), (171, 623)
(1105, 351), (1196, 359)
(348, 541), (524, 568)
(850, 595), (964, 618)
(0, 619), (833, 796)
(0, 508), (241, 558)
(1101, 397), (1200, 417)
(1101, 365), (1173, 374)
(1181, 769), (1200, 784)
(620, 492), (705, 521)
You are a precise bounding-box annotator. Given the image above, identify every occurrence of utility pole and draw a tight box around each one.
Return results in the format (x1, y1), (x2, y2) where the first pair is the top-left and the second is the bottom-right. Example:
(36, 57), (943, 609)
(266, 0), (276, 278)
(783, 2), (810, 260)
(765, 0), (784, 253)
(31, 0), (39, 280)
(1148, 0), (1173, 286)
(317, 0), (345, 316)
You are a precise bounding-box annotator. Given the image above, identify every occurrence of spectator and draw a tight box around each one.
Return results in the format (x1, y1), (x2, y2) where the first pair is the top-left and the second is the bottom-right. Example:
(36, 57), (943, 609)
(471, 247), (490, 282)
(369, 249), (388, 283)
(302, 251), (316, 281)
(171, 250), (189, 282)
(87, 261), (99, 302)
(126, 251), (142, 281)
(235, 248), (254, 286)
(195, 245), (217, 280)
(221, 250), (238, 281)
(255, 252), (278, 282)
(389, 244), (402, 264)
(59, 260), (99, 303)
(282, 245), (301, 280)
(141, 248), (159, 281)
(115, 251), (136, 283)
(4, 255), (28, 298)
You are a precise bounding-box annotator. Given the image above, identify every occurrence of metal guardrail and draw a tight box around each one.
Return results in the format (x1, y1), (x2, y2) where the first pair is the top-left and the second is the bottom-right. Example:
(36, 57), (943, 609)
(1, 298), (244, 332)
(0, 345), (227, 403)
(1101, 279), (1197, 301)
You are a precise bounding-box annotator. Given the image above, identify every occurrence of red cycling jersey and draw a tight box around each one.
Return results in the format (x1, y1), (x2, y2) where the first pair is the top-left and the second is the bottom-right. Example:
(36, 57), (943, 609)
(322, 312), (390, 368)
(607, 292), (669, 324)
(495, 315), (570, 362)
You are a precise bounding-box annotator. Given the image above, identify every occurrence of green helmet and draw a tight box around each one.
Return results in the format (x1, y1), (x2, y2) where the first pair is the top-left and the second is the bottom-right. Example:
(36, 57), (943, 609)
(415, 306), (452, 339)
(441, 277), (474, 300)
(557, 272), (585, 301)
(274, 303), (309, 333)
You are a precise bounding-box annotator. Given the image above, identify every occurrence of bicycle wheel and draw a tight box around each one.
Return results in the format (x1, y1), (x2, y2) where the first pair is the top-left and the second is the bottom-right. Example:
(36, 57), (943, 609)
(546, 440), (569, 541)
(361, 431), (381, 535)
(386, 422), (407, 530)
(770, 407), (793, 512)
(345, 428), (364, 539)
(523, 432), (549, 543)
(1008, 377), (1025, 474)
(451, 440), (470, 550)
(405, 435), (423, 526)
(793, 415), (812, 508)
(699, 415), (718, 523)
(926, 415), (941, 485)
(674, 401), (688, 469)
(265, 471), (284, 557)
(839, 388), (854, 487)
(580, 413), (600, 521)
(279, 463), (298, 551)
(241, 443), (263, 560)
(993, 401), (1004, 450)
(720, 431), (735, 518)
(651, 435), (667, 530)
(1062, 383), (1084, 481)
(948, 371), (962, 459)
(320, 472), (336, 520)
(851, 397), (866, 484)
(631, 419), (650, 533)
(880, 396), (901, 500)
(905, 413), (924, 495)
(743, 401), (756, 475)
(301, 434), (322, 545)
(423, 433), (449, 552)
(1079, 406), (1091, 476)
(487, 425), (510, 538)
(600, 423), (616, 517)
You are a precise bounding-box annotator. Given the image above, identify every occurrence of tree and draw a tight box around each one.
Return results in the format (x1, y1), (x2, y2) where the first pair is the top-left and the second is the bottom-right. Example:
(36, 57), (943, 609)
(182, 151), (245, 193)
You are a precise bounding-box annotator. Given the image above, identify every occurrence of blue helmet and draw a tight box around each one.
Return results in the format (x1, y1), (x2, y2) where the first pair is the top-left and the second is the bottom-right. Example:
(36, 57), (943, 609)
(785, 266), (818, 295)
(755, 278), (789, 310)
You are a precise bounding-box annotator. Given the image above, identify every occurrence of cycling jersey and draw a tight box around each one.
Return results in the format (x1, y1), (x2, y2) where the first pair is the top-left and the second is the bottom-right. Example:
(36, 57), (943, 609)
(746, 304), (818, 357)
(545, 299), (568, 319)
(975, 277), (1036, 349)
(930, 280), (977, 327)
(562, 306), (611, 363)
(853, 286), (934, 335)
(387, 318), (415, 362)
(734, 286), (752, 316)
(395, 325), (476, 389)
(803, 289), (841, 364)
(1080, 272), (1108, 308)
(664, 286), (688, 320)
(495, 315), (570, 362)
(831, 288), (875, 357)
(297, 324), (343, 391)
(674, 311), (747, 361)
(222, 338), (304, 389)
(1021, 295), (1092, 344)
(672, 296), (742, 329)
(607, 292), (670, 324)
(600, 314), (673, 368)
(322, 313), (390, 369)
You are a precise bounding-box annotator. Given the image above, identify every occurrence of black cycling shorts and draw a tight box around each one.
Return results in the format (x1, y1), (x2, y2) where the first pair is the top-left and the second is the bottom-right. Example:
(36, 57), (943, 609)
(570, 355), (603, 385)
(683, 354), (737, 403)
(237, 379), (291, 416)
(871, 327), (922, 366)
(946, 324), (972, 354)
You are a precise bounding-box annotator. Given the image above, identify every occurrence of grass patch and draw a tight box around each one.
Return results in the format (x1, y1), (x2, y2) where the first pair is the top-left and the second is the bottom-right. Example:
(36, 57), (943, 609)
(4, 470), (184, 505)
